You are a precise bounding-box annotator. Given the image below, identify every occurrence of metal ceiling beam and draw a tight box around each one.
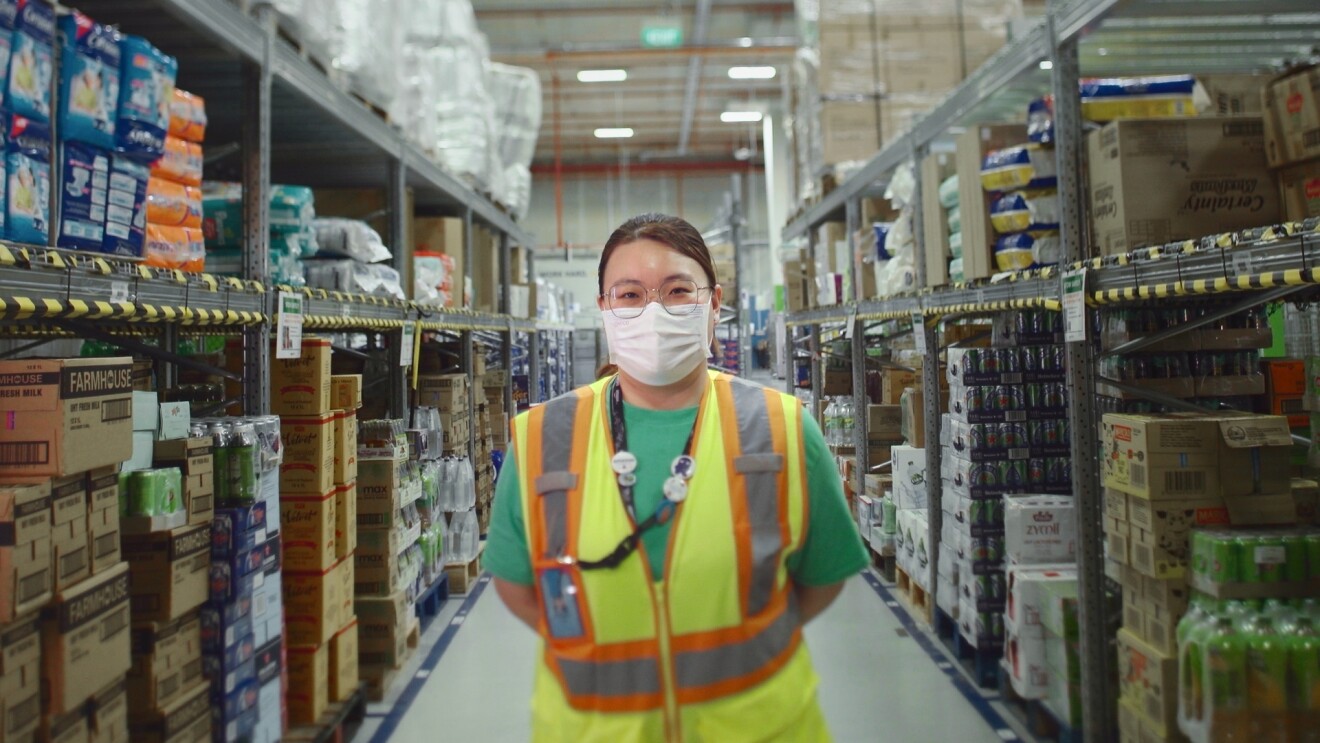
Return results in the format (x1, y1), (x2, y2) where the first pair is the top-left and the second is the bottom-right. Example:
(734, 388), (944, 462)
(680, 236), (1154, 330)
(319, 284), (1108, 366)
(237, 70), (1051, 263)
(475, 1), (793, 16)
(492, 39), (795, 64)
(679, 0), (715, 155)
(531, 159), (763, 175)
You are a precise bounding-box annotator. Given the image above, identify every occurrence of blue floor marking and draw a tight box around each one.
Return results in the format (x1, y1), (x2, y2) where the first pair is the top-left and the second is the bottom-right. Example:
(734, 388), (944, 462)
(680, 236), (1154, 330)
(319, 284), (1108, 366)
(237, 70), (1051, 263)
(367, 574), (494, 742)
(859, 570), (1019, 741)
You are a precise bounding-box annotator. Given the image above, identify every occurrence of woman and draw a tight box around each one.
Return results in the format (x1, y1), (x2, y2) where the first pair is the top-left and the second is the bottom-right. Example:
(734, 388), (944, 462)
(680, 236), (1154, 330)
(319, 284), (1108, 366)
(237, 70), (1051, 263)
(486, 213), (868, 742)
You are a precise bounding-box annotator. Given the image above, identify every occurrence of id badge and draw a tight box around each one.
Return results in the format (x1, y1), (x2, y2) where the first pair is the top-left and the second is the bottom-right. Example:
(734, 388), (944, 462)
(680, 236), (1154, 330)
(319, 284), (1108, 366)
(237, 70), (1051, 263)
(538, 567), (586, 640)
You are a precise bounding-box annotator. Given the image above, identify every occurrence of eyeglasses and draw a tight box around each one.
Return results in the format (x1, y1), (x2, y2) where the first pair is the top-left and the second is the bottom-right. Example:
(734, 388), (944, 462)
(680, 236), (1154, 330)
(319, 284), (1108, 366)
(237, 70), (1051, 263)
(602, 279), (714, 320)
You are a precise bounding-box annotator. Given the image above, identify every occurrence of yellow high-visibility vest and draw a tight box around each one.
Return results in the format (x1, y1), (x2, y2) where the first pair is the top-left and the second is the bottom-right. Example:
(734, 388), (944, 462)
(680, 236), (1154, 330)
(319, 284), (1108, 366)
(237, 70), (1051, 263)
(511, 370), (831, 742)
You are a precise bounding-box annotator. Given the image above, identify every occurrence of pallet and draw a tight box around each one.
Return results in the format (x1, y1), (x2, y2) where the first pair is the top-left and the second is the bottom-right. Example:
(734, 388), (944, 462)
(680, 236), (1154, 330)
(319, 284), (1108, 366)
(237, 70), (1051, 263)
(444, 543), (485, 595)
(415, 572), (450, 628)
(934, 608), (1002, 689)
(867, 543), (896, 582)
(284, 684), (368, 743)
(894, 566), (934, 626)
(997, 661), (1083, 743)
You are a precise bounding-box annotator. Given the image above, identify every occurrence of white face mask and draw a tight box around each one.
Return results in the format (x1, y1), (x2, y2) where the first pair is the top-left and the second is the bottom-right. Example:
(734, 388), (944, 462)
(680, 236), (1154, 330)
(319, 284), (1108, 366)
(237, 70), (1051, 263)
(602, 302), (712, 386)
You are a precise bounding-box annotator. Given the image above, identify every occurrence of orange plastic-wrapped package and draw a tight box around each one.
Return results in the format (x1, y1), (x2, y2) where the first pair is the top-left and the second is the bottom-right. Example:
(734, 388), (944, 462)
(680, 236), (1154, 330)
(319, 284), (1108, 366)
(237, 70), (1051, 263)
(146, 177), (202, 228)
(151, 137), (203, 186)
(180, 227), (205, 273)
(143, 223), (189, 269)
(168, 90), (207, 143)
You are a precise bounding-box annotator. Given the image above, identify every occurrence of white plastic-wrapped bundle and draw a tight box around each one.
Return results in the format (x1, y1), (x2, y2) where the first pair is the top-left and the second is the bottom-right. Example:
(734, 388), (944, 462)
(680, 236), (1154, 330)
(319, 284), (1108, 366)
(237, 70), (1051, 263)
(391, 44), (439, 153)
(502, 164), (532, 221)
(404, 0), (482, 45)
(301, 259), (405, 299)
(486, 63), (542, 169)
(332, 0), (402, 110)
(430, 41), (497, 188)
(312, 218), (392, 264)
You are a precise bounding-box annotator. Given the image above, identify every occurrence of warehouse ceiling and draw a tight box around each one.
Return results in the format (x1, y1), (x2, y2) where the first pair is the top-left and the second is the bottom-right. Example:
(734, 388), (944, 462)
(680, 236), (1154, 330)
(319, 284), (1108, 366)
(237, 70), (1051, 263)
(472, 0), (797, 169)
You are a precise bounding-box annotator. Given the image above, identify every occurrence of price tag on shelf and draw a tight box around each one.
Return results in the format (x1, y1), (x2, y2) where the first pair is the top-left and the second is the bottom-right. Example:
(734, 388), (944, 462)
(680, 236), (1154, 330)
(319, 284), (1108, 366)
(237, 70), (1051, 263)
(109, 281), (129, 304)
(1062, 268), (1087, 343)
(912, 311), (927, 353)
(275, 291), (304, 360)
(1231, 250), (1254, 277)
(400, 321), (418, 368)
(341, 303), (351, 318)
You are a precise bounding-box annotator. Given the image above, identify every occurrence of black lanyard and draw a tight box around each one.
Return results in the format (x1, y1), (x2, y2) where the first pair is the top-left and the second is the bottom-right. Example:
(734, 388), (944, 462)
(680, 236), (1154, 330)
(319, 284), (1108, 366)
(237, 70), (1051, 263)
(575, 379), (700, 572)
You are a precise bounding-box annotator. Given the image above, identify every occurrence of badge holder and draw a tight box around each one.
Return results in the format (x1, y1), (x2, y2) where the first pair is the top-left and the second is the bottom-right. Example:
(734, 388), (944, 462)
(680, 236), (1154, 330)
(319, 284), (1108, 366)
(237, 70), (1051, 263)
(538, 563), (588, 641)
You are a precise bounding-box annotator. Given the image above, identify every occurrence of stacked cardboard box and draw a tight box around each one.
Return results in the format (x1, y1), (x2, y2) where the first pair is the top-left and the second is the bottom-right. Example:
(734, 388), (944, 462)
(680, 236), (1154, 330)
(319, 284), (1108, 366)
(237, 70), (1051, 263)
(1001, 497), (1076, 703)
(1262, 65), (1320, 220)
(418, 374), (471, 455)
(1100, 411), (1298, 742)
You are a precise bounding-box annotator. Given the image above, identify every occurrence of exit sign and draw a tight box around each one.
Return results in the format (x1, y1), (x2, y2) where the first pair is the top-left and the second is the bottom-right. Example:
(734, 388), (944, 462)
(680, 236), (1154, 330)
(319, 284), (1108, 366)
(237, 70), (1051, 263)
(641, 18), (683, 48)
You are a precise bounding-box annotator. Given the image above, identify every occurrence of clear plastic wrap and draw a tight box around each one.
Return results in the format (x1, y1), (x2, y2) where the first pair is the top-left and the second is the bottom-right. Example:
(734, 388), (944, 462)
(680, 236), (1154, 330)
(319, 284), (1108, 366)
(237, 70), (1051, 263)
(486, 62), (541, 215)
(301, 259), (404, 299)
(311, 218), (392, 264)
(990, 190), (1060, 234)
(980, 145), (1058, 192)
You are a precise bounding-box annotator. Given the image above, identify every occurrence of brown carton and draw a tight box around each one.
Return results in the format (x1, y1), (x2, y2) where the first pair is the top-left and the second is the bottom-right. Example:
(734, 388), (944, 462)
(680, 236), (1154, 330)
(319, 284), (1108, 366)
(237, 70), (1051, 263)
(414, 217), (466, 307)
(1276, 158), (1320, 221)
(42, 562), (131, 715)
(333, 410), (357, 486)
(329, 620), (358, 703)
(281, 490), (337, 573)
(128, 678), (210, 743)
(880, 369), (919, 405)
(280, 413), (336, 495)
(1101, 414), (1221, 500)
(0, 482), (52, 622)
(1262, 65), (1320, 167)
(88, 678), (128, 743)
(1117, 628), (1178, 737)
(1127, 496), (1229, 579)
(867, 405), (903, 441)
(283, 557), (349, 646)
(333, 482), (357, 560)
(0, 357), (134, 477)
(416, 374), (469, 413)
(1, 617), (41, 742)
(127, 614), (203, 717)
(331, 375), (362, 412)
(1088, 117), (1280, 255)
(286, 643), (329, 726)
(89, 506), (121, 576)
(270, 338), (331, 417)
(1207, 413), (1293, 497)
(121, 526), (210, 623)
(41, 705), (89, 743)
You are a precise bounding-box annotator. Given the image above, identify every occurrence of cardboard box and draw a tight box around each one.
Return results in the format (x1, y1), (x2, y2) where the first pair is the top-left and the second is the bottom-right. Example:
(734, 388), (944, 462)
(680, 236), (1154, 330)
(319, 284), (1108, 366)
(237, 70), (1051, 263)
(0, 357), (134, 476)
(281, 490), (337, 573)
(286, 643), (328, 726)
(333, 482), (357, 561)
(42, 705), (90, 743)
(283, 558), (349, 646)
(1206, 413), (1293, 497)
(867, 405), (903, 441)
(415, 217), (466, 307)
(88, 677), (128, 743)
(42, 562), (131, 715)
(52, 513), (90, 593)
(1088, 117), (1280, 255)
(89, 507), (122, 576)
(1117, 628), (1178, 736)
(1128, 496), (1229, 579)
(416, 374), (469, 412)
(1104, 488), (1129, 522)
(1005, 565), (1077, 640)
(1, 617), (41, 742)
(280, 413), (336, 495)
(151, 438), (214, 526)
(956, 124), (1028, 281)
(329, 620), (358, 703)
(880, 369), (919, 405)
(1262, 65), (1320, 167)
(920, 151), (955, 288)
(1101, 414), (1221, 500)
(333, 410), (357, 486)
(128, 614), (203, 717)
(0, 482), (52, 622)
(331, 375), (363, 411)
(1004, 495), (1076, 565)
(270, 338), (331, 417)
(128, 677), (210, 743)
(122, 526), (211, 623)
(1276, 158), (1320, 221)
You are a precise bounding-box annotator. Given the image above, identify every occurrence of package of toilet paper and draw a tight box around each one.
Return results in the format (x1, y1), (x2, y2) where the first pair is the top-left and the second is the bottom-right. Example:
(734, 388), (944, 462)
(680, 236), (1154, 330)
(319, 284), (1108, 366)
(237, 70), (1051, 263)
(0, 2), (18, 114)
(6, 114), (50, 244)
(115, 34), (176, 159)
(58, 10), (119, 148)
(103, 154), (149, 257)
(56, 140), (110, 251)
(7, 0), (54, 123)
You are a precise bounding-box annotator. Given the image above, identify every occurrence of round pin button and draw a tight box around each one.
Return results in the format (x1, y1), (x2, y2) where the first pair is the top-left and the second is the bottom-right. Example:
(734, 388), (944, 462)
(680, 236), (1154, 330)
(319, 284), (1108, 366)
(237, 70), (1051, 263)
(671, 454), (696, 479)
(618, 473), (637, 488)
(611, 450), (638, 476)
(663, 476), (689, 503)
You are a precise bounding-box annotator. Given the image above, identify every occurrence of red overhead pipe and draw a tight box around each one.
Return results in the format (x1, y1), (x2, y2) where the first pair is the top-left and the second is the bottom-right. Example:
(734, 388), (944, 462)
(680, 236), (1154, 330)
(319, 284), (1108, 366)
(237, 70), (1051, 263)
(553, 70), (565, 250)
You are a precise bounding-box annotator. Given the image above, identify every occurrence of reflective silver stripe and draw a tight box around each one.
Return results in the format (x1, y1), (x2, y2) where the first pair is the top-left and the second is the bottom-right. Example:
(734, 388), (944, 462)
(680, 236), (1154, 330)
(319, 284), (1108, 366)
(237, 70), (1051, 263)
(728, 378), (782, 617)
(538, 393), (584, 559)
(557, 656), (663, 699)
(735, 454), (783, 473)
(673, 598), (800, 690)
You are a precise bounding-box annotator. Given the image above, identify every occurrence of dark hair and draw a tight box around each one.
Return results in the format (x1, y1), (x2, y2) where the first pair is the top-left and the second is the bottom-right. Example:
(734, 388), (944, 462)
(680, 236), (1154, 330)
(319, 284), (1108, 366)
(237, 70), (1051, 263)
(597, 213), (717, 295)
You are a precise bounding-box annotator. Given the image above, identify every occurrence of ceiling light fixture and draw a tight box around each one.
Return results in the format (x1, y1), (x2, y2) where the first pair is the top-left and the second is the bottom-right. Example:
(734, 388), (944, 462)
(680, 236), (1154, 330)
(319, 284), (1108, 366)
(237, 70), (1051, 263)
(1039, 60), (1054, 70)
(720, 111), (763, 123)
(728, 66), (776, 80)
(594, 127), (635, 138)
(578, 69), (627, 83)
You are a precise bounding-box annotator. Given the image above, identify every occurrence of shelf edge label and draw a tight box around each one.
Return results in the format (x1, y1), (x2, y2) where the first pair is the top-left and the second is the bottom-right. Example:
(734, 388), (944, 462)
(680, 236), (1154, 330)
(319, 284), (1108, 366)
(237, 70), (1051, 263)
(275, 291), (304, 360)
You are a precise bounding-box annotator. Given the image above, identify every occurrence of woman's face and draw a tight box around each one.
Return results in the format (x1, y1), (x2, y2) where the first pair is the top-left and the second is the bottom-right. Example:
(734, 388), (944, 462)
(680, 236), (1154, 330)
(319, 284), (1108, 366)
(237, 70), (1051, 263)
(598, 237), (722, 337)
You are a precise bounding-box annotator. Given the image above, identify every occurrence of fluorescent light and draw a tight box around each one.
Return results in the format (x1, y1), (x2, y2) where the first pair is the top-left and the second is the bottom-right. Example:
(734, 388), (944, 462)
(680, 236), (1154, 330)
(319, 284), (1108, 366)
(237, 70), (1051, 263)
(577, 69), (627, 83)
(721, 111), (763, 123)
(594, 127), (634, 138)
(737, 37), (754, 48)
(728, 66), (776, 80)
(1039, 60), (1054, 70)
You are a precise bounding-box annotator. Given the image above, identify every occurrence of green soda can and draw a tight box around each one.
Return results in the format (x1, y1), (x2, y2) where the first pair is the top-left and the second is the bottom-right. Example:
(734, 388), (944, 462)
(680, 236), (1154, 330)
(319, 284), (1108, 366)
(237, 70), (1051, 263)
(1244, 616), (1290, 742)
(229, 423), (258, 504)
(1306, 534), (1320, 582)
(1282, 534), (1310, 583)
(129, 470), (162, 516)
(1252, 535), (1292, 585)
(160, 468), (182, 514)
(209, 422), (231, 504)
(1203, 531), (1241, 586)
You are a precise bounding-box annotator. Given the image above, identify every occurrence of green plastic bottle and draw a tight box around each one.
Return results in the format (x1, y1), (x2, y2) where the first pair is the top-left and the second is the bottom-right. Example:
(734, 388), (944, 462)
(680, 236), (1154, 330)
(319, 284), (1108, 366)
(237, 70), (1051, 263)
(1179, 598), (1212, 729)
(1245, 615), (1291, 743)
(1205, 614), (1250, 743)
(1290, 616), (1320, 743)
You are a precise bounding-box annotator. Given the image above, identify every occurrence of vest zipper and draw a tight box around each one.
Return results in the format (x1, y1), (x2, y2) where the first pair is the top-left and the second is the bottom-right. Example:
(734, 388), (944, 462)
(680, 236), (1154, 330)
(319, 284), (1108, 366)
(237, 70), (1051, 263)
(654, 580), (682, 743)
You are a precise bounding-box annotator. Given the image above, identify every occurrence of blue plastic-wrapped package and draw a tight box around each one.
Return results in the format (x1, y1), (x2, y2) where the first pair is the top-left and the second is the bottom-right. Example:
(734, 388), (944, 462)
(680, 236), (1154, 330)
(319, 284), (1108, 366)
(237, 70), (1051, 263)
(7, 0), (54, 122)
(58, 10), (119, 148)
(56, 140), (110, 251)
(6, 114), (50, 244)
(103, 154), (148, 256)
(115, 34), (176, 159)
(0, 1), (16, 112)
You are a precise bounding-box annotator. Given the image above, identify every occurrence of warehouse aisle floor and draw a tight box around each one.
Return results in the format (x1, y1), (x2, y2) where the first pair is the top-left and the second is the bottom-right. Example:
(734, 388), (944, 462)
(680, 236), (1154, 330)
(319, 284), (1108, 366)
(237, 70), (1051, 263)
(351, 571), (1032, 742)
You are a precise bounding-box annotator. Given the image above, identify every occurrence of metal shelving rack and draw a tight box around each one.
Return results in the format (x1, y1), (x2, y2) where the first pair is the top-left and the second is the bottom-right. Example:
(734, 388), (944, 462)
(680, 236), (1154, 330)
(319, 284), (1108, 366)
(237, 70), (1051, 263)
(7, 0), (560, 451)
(777, 2), (1320, 740)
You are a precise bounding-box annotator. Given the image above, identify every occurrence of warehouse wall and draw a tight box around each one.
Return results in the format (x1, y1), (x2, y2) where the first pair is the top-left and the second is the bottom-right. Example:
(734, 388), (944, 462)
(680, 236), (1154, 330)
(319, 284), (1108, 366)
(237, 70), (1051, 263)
(524, 171), (776, 328)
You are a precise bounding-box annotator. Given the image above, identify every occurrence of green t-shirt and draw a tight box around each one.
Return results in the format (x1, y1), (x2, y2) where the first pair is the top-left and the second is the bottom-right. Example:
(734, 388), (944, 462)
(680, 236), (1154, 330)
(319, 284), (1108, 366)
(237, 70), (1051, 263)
(484, 397), (868, 586)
